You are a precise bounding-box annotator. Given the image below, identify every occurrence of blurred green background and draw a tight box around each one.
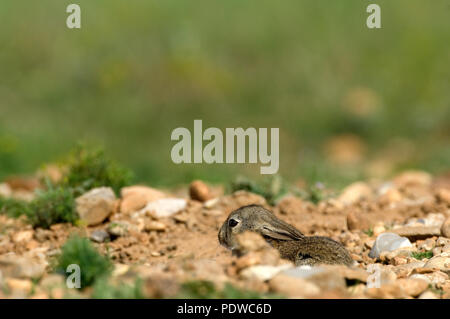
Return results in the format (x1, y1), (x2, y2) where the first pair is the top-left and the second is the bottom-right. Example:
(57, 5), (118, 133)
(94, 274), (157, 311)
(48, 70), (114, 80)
(0, 0), (449, 188)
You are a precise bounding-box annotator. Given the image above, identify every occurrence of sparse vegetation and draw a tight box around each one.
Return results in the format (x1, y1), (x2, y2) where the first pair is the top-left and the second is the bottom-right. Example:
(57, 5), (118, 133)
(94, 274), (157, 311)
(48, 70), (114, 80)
(60, 144), (133, 196)
(294, 182), (331, 204)
(0, 196), (30, 218)
(363, 228), (374, 237)
(26, 186), (78, 229)
(56, 236), (113, 288)
(230, 175), (287, 205)
(411, 251), (434, 260)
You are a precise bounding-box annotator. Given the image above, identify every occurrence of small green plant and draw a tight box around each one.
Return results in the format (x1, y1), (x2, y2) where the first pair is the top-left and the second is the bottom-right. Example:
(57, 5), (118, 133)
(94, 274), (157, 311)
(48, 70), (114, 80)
(230, 175), (287, 205)
(26, 186), (78, 229)
(177, 280), (282, 299)
(61, 144), (133, 196)
(91, 277), (145, 299)
(295, 182), (330, 204)
(411, 251), (433, 260)
(363, 228), (374, 237)
(56, 235), (113, 288)
(0, 196), (31, 218)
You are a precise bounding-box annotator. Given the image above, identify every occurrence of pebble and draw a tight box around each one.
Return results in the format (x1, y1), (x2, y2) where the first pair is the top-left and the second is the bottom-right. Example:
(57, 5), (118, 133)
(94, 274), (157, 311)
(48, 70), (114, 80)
(373, 224), (386, 237)
(12, 230), (34, 244)
(0, 255), (46, 279)
(424, 255), (450, 274)
(392, 226), (441, 241)
(112, 264), (130, 277)
(437, 237), (450, 246)
(240, 264), (293, 282)
(189, 180), (212, 202)
(369, 233), (412, 259)
(338, 182), (373, 206)
(396, 278), (428, 297)
(418, 238), (436, 251)
(75, 187), (116, 226)
(378, 188), (403, 205)
(90, 229), (110, 243)
(269, 273), (321, 297)
(437, 188), (450, 205)
(282, 266), (346, 291)
(365, 277), (427, 299)
(144, 221), (167, 232)
(393, 171), (432, 187)
(408, 274), (430, 284)
(120, 186), (166, 214)
(418, 291), (439, 299)
(107, 222), (128, 237)
(441, 218), (450, 238)
(203, 198), (219, 208)
(6, 278), (32, 295)
(138, 198), (187, 218)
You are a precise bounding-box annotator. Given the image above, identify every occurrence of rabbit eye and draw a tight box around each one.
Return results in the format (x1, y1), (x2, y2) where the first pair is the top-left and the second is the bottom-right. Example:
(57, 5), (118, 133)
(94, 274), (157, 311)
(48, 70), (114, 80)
(298, 253), (312, 260)
(228, 219), (238, 228)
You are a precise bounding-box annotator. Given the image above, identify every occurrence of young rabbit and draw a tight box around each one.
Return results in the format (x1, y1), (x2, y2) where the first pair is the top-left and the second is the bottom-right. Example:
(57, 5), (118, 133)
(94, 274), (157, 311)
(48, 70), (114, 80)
(218, 204), (353, 266)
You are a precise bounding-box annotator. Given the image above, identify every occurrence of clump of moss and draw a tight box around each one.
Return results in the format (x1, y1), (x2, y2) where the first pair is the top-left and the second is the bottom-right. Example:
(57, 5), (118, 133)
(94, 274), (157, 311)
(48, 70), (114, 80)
(0, 197), (30, 218)
(178, 280), (282, 299)
(56, 235), (113, 288)
(91, 278), (145, 299)
(411, 251), (433, 260)
(61, 144), (133, 196)
(26, 186), (78, 229)
(230, 175), (287, 205)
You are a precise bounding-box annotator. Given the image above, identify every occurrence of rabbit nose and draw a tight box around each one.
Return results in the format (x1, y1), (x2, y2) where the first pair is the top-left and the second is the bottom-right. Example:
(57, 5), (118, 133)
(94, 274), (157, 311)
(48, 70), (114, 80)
(218, 223), (227, 246)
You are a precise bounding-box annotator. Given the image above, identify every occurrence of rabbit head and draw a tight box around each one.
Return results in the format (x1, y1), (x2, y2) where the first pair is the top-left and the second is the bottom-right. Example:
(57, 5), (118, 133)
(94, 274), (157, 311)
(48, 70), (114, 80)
(218, 204), (304, 251)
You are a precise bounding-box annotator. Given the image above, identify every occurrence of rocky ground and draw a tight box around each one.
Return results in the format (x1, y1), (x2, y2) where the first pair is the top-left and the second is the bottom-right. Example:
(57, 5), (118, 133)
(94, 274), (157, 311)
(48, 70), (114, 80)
(1, 170), (450, 299)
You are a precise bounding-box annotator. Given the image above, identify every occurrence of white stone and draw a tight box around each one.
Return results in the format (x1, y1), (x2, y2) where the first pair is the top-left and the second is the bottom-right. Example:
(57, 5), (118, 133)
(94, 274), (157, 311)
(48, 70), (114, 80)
(369, 232), (412, 259)
(138, 198), (187, 218)
(240, 264), (293, 281)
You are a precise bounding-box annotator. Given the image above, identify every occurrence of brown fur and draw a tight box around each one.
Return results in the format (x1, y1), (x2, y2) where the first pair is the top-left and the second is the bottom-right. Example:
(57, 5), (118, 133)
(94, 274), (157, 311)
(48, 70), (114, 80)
(218, 205), (353, 266)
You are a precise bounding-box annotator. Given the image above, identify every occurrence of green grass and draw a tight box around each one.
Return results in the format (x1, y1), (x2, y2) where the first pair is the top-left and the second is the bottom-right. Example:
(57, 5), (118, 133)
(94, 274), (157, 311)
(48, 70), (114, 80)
(0, 196), (30, 218)
(26, 185), (78, 229)
(411, 251), (433, 260)
(0, 185), (79, 229)
(55, 235), (113, 288)
(60, 144), (133, 196)
(0, 1), (449, 187)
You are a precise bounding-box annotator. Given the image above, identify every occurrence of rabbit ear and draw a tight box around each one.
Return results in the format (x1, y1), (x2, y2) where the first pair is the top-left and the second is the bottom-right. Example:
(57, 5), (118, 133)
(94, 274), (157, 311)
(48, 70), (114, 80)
(261, 220), (304, 241)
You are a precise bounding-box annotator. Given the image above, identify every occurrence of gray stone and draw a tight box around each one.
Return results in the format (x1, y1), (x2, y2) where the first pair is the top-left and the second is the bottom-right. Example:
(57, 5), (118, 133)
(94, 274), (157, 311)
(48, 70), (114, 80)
(90, 229), (110, 243)
(369, 232), (412, 259)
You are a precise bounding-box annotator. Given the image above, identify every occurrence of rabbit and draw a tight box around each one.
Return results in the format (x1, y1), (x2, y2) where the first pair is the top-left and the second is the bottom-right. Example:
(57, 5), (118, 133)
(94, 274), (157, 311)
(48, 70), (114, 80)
(218, 204), (353, 266)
